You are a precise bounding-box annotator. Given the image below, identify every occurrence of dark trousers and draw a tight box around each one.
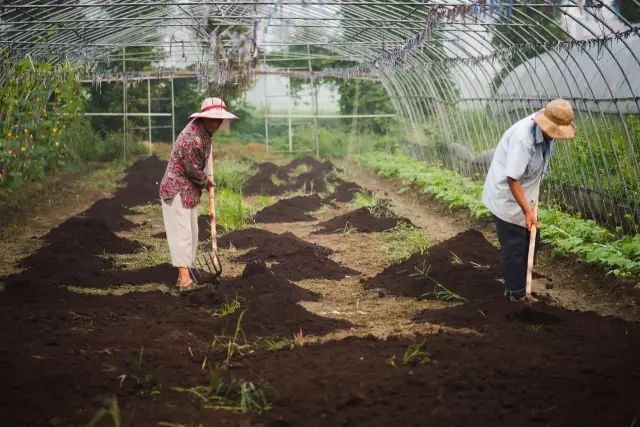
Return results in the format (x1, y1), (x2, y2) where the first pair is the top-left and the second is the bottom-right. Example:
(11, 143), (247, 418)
(494, 215), (540, 298)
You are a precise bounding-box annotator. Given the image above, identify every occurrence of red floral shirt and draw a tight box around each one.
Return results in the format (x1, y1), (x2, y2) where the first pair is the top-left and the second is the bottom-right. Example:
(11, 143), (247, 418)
(159, 120), (211, 209)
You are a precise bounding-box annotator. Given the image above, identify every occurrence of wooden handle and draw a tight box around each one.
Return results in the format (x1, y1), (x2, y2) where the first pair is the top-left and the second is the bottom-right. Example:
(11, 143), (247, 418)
(207, 146), (218, 255)
(525, 202), (538, 296)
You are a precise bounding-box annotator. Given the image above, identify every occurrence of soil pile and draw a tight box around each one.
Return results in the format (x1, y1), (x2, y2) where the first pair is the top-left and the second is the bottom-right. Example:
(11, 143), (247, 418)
(365, 229), (501, 298)
(243, 158), (336, 196)
(243, 161), (290, 196)
(314, 207), (411, 234)
(330, 179), (363, 203)
(254, 194), (323, 223)
(229, 230), (356, 281)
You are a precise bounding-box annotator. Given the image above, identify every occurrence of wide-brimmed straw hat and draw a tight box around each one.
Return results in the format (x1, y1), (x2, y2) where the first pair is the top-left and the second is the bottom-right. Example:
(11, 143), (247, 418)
(189, 97), (238, 120)
(533, 98), (576, 139)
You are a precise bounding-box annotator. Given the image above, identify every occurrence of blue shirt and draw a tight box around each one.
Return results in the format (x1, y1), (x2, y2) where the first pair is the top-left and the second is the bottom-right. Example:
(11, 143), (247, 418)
(482, 114), (554, 227)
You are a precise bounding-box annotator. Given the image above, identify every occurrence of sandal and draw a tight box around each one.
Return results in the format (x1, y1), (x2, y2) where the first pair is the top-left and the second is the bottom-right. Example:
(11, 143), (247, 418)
(177, 280), (200, 293)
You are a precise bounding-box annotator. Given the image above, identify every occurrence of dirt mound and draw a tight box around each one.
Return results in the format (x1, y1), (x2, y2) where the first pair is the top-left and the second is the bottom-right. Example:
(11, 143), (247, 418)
(254, 194), (323, 223)
(314, 207), (410, 234)
(330, 179), (363, 202)
(365, 229), (501, 298)
(234, 231), (355, 281)
(218, 228), (280, 249)
(243, 158), (337, 196)
(243, 161), (290, 196)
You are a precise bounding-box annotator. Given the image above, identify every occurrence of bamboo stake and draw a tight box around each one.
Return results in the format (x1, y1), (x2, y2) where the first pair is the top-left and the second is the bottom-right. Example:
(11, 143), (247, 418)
(525, 202), (538, 296)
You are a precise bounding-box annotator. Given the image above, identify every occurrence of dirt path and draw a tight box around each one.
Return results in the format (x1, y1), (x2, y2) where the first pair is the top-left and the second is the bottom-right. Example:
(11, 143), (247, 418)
(1, 154), (639, 426)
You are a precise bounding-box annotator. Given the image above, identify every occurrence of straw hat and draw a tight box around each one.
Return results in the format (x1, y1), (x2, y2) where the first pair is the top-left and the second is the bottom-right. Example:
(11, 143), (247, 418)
(189, 97), (238, 120)
(533, 99), (576, 139)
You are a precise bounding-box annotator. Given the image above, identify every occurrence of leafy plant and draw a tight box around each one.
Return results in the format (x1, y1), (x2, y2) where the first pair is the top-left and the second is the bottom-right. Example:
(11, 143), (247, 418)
(255, 336), (294, 351)
(211, 311), (250, 363)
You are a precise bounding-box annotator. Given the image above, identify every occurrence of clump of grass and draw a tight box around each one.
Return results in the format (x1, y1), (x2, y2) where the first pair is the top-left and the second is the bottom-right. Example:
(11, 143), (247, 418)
(255, 336), (294, 351)
(102, 347), (160, 397)
(449, 251), (463, 265)
(214, 160), (255, 192)
(211, 311), (251, 363)
(387, 340), (431, 367)
(214, 188), (253, 234)
(340, 221), (357, 235)
(213, 296), (242, 318)
(411, 261), (468, 303)
(86, 395), (121, 427)
(175, 364), (270, 414)
(351, 190), (394, 218)
(375, 222), (429, 261)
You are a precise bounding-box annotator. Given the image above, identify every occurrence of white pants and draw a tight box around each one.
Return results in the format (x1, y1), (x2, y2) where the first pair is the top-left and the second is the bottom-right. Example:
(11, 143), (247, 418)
(161, 193), (198, 267)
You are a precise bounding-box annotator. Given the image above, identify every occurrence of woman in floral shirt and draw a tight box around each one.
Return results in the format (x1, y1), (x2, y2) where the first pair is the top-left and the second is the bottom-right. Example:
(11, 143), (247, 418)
(159, 98), (238, 290)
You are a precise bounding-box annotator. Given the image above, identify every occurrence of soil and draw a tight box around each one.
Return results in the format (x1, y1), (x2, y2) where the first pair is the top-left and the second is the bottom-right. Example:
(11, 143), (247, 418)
(243, 157), (336, 196)
(254, 194), (324, 223)
(330, 178), (363, 202)
(314, 206), (412, 234)
(2, 154), (639, 427)
(365, 229), (502, 299)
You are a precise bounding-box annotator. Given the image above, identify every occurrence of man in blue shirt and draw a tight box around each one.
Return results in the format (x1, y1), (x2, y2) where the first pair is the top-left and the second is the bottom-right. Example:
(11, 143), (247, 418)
(483, 99), (576, 301)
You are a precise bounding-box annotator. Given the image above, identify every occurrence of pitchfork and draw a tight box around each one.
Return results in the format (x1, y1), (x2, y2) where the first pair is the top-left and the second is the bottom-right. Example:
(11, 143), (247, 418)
(189, 144), (222, 285)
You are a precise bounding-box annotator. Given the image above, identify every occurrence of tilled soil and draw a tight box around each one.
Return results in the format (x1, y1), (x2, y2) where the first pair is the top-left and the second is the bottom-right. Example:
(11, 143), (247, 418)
(2, 157), (640, 427)
(254, 194), (324, 223)
(365, 229), (502, 298)
(330, 178), (363, 203)
(314, 206), (412, 234)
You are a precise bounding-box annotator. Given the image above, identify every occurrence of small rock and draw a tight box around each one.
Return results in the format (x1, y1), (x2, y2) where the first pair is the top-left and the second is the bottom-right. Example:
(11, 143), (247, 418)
(545, 281), (554, 289)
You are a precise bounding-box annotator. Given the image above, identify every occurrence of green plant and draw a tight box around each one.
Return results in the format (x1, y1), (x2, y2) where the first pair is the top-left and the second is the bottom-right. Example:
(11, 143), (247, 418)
(449, 251), (463, 265)
(374, 222), (429, 261)
(214, 160), (255, 192)
(387, 340), (431, 367)
(211, 311), (251, 363)
(255, 336), (294, 351)
(411, 261), (468, 303)
(102, 346), (160, 397)
(340, 221), (357, 235)
(175, 364), (270, 413)
(212, 188), (252, 234)
(213, 296), (242, 318)
(86, 395), (121, 427)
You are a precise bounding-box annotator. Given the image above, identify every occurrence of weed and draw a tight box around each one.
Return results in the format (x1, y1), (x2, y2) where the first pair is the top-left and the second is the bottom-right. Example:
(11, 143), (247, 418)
(340, 221), (357, 235)
(449, 251), (463, 265)
(293, 329), (306, 347)
(256, 336), (294, 351)
(86, 395), (121, 427)
(214, 160), (255, 192)
(102, 346), (160, 397)
(211, 188), (253, 234)
(411, 261), (468, 303)
(403, 340), (431, 365)
(175, 364), (270, 413)
(375, 222), (429, 261)
(211, 311), (251, 363)
(387, 340), (431, 368)
(213, 296), (242, 318)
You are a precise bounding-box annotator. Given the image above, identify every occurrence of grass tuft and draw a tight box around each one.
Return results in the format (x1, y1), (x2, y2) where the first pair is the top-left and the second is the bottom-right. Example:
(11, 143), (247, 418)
(375, 222), (429, 262)
(214, 160), (255, 192)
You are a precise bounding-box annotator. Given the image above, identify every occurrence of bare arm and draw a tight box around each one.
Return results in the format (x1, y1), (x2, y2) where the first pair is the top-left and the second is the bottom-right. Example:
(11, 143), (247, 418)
(508, 177), (538, 230)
